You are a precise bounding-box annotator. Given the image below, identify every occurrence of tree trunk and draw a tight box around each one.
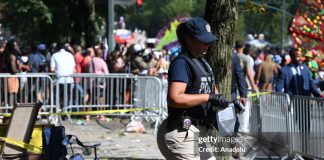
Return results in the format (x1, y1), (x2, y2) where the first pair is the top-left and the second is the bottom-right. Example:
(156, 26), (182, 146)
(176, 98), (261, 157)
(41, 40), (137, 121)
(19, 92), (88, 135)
(204, 0), (237, 99)
(84, 0), (98, 47)
(204, 2), (238, 159)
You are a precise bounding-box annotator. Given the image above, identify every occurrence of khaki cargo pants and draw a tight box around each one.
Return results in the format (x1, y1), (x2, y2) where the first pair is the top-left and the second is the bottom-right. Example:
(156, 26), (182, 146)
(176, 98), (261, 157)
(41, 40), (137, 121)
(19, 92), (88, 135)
(157, 120), (228, 160)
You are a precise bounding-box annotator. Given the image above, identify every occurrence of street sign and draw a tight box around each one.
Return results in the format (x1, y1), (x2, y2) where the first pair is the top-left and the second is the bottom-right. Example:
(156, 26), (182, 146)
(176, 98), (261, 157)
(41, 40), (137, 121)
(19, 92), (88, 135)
(115, 0), (136, 5)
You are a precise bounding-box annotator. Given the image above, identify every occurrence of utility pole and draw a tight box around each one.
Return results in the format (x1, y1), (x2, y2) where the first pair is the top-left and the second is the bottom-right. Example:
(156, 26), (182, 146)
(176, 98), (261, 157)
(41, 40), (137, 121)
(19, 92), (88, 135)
(108, 0), (115, 52)
(281, 0), (286, 50)
(239, 0), (294, 51)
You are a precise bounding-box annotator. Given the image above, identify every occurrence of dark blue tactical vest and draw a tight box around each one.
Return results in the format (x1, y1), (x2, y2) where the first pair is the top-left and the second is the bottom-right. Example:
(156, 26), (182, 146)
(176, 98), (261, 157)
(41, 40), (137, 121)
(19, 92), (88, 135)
(168, 52), (215, 119)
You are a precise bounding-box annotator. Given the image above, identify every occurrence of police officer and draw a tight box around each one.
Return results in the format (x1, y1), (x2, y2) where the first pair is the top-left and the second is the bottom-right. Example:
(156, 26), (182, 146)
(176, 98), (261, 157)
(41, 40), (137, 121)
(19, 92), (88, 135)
(157, 17), (229, 160)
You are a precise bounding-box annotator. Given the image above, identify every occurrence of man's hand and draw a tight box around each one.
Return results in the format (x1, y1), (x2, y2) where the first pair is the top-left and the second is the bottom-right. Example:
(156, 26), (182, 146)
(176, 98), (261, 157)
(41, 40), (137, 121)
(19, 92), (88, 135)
(240, 97), (247, 106)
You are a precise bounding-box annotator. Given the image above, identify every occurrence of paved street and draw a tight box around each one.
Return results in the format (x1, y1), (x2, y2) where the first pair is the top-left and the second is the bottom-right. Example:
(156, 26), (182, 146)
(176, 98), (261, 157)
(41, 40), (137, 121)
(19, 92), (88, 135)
(62, 117), (257, 160)
(63, 117), (164, 160)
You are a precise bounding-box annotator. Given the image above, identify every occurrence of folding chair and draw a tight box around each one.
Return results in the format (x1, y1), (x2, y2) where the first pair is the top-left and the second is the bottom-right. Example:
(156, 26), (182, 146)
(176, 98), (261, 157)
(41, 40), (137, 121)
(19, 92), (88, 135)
(67, 135), (101, 160)
(0, 103), (41, 159)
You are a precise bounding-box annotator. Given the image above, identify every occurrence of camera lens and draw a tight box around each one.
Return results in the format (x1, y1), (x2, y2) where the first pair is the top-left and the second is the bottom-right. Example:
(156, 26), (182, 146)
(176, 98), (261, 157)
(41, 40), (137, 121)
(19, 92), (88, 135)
(233, 99), (245, 114)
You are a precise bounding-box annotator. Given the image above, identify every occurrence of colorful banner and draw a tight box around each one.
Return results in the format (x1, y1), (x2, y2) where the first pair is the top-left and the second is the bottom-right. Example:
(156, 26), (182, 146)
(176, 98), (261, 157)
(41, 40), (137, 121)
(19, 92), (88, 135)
(155, 17), (188, 50)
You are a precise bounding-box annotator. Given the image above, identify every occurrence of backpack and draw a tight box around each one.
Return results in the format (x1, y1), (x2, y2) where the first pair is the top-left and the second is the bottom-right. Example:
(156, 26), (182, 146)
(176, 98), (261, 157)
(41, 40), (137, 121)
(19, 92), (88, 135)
(42, 126), (68, 160)
(43, 126), (100, 160)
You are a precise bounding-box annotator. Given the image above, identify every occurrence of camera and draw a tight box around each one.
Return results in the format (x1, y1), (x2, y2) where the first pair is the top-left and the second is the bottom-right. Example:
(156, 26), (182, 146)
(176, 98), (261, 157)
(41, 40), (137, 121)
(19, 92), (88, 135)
(233, 99), (245, 114)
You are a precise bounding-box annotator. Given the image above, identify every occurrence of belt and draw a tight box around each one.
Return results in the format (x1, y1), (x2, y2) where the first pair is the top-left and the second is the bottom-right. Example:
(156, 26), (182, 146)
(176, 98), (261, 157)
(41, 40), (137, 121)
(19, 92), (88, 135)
(167, 115), (205, 127)
(189, 117), (205, 126)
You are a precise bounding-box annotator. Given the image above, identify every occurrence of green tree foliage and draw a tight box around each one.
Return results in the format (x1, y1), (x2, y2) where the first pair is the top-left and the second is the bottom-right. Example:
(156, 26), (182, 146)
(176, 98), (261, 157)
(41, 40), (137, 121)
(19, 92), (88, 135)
(118, 0), (206, 37)
(0, 0), (301, 47)
(117, 0), (300, 44)
(0, 0), (52, 43)
(236, 1), (300, 45)
(0, 0), (100, 46)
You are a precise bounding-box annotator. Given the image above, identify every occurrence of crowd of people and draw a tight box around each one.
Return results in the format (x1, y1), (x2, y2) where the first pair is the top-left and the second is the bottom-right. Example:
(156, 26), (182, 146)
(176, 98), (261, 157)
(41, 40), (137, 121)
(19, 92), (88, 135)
(0, 37), (172, 120)
(0, 16), (323, 159)
(0, 32), (323, 109)
(233, 36), (324, 97)
(0, 39), (171, 77)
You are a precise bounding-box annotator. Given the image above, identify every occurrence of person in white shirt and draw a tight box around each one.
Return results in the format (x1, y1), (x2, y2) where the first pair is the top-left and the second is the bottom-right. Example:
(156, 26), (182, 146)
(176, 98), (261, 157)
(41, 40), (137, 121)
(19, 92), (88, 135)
(50, 44), (76, 108)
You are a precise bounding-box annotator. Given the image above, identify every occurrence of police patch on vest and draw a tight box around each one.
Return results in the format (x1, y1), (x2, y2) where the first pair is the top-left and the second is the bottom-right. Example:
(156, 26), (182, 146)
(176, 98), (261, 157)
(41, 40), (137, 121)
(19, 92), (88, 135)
(199, 77), (212, 93)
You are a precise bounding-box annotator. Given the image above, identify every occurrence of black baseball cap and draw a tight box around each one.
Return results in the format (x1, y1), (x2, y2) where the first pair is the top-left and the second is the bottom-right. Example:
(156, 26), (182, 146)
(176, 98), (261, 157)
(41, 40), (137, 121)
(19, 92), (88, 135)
(185, 17), (218, 43)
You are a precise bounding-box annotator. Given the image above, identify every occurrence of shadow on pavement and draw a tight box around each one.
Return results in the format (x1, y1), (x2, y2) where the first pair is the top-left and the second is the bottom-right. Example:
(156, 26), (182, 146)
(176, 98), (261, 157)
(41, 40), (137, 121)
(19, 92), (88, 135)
(95, 117), (130, 130)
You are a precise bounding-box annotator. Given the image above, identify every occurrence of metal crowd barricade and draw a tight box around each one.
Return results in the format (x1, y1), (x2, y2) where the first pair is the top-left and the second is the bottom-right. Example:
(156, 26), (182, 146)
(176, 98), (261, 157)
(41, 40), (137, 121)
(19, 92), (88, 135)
(289, 96), (324, 159)
(244, 90), (260, 137)
(55, 73), (133, 114)
(259, 92), (291, 147)
(159, 76), (168, 126)
(133, 75), (164, 132)
(55, 74), (163, 131)
(160, 77), (168, 108)
(0, 73), (54, 119)
(251, 92), (323, 159)
(241, 91), (291, 159)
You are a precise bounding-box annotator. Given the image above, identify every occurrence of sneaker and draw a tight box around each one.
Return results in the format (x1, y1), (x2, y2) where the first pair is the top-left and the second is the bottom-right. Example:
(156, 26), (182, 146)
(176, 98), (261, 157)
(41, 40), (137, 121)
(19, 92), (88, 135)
(99, 115), (106, 121)
(85, 115), (90, 121)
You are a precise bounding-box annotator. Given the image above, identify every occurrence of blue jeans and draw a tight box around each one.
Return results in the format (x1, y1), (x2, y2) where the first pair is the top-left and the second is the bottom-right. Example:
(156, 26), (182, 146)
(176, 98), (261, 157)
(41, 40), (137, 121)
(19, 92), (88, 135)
(73, 83), (84, 105)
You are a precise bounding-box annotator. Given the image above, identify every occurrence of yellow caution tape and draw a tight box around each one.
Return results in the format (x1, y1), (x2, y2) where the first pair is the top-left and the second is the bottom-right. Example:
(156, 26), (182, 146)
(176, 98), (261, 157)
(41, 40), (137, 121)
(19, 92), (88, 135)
(48, 107), (160, 116)
(248, 91), (270, 97)
(237, 91), (270, 99)
(0, 137), (42, 154)
(0, 113), (11, 117)
(0, 108), (160, 154)
(1, 92), (271, 117)
(0, 107), (160, 117)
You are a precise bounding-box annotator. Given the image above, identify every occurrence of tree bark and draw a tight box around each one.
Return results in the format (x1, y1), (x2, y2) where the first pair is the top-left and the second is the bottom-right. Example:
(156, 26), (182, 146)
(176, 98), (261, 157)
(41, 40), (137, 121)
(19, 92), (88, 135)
(204, 0), (237, 98)
(84, 0), (98, 47)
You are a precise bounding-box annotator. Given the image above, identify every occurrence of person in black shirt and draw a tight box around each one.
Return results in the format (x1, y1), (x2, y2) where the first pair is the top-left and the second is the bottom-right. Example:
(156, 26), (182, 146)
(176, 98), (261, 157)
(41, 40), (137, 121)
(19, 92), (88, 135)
(0, 39), (21, 105)
(231, 52), (248, 158)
